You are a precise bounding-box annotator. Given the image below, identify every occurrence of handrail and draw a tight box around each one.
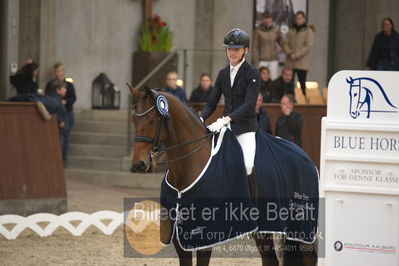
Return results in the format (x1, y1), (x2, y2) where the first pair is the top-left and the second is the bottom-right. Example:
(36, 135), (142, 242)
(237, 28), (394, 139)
(126, 49), (178, 156)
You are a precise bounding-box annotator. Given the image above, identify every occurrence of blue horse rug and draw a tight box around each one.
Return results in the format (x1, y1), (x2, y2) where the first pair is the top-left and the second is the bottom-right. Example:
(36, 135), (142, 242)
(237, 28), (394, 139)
(160, 127), (319, 251)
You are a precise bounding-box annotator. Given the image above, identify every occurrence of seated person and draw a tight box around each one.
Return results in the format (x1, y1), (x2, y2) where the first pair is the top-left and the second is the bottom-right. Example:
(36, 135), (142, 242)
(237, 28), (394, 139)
(9, 60), (40, 95)
(259, 67), (274, 103)
(256, 93), (272, 134)
(189, 73), (214, 103)
(162, 71), (187, 103)
(275, 94), (303, 146)
(8, 80), (66, 122)
(272, 67), (295, 103)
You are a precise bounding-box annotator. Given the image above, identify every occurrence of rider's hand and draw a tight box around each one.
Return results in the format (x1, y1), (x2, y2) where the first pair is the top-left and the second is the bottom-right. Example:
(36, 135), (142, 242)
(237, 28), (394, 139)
(207, 116), (230, 133)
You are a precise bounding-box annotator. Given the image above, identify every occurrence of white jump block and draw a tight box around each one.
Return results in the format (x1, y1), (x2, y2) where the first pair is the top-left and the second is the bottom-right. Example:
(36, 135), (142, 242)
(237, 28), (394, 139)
(320, 71), (399, 266)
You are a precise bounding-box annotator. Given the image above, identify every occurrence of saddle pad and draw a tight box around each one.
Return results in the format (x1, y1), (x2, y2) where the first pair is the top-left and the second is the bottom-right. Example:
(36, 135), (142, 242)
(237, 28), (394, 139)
(255, 130), (319, 244)
(160, 127), (258, 251)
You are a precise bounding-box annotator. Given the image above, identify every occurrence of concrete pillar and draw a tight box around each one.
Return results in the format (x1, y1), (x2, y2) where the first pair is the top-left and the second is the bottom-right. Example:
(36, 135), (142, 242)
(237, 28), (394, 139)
(0, 0), (19, 100)
(19, 0), (40, 66)
(0, 0), (6, 100)
(19, 0), (56, 90)
(192, 0), (215, 93)
(38, 0), (56, 88)
(308, 0), (330, 88)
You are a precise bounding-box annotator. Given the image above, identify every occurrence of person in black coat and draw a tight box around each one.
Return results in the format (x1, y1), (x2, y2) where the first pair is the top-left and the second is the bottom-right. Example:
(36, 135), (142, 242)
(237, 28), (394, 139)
(201, 28), (260, 176)
(259, 66), (275, 103)
(366, 18), (399, 71)
(9, 61), (39, 95)
(272, 67), (295, 103)
(256, 94), (272, 134)
(189, 73), (214, 103)
(46, 62), (77, 162)
(275, 94), (303, 147)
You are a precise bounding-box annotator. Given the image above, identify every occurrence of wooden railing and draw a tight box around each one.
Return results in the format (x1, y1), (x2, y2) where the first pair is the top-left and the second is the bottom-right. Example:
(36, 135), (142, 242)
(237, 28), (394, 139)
(189, 103), (327, 168)
(0, 102), (66, 214)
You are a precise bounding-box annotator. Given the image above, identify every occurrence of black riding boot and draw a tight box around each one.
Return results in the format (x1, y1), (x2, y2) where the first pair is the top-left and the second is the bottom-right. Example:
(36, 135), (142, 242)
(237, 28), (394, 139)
(247, 167), (259, 207)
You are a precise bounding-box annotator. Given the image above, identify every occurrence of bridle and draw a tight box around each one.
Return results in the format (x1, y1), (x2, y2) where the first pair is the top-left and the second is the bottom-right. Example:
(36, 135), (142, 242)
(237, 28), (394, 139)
(133, 91), (213, 171)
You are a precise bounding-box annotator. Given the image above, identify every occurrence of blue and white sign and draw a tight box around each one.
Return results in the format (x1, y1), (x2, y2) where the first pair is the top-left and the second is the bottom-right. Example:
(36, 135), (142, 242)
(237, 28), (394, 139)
(320, 71), (399, 266)
(327, 71), (399, 123)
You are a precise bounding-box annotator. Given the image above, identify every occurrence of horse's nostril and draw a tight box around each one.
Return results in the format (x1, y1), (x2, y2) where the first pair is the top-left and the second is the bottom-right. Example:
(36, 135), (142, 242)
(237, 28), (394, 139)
(132, 160), (147, 172)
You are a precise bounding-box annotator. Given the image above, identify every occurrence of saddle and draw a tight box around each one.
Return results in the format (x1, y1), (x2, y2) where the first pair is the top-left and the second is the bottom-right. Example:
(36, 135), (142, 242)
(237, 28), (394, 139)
(160, 128), (319, 250)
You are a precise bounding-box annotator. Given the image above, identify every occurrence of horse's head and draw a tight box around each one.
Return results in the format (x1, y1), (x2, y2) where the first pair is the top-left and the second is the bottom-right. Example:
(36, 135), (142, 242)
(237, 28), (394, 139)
(128, 85), (170, 172)
(347, 77), (361, 118)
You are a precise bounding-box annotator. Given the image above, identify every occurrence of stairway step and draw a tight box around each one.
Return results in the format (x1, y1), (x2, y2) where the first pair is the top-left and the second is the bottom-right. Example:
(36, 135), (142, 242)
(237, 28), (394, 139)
(66, 156), (123, 171)
(73, 120), (128, 134)
(68, 143), (126, 158)
(75, 109), (128, 122)
(65, 168), (163, 190)
(70, 131), (127, 146)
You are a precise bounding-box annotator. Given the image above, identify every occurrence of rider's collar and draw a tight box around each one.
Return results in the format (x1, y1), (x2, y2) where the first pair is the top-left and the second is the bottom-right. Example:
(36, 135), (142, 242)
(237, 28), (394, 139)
(230, 57), (245, 73)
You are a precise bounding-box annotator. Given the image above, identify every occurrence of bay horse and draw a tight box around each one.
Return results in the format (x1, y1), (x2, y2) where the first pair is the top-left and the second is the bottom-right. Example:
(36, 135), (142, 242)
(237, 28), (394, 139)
(129, 85), (317, 266)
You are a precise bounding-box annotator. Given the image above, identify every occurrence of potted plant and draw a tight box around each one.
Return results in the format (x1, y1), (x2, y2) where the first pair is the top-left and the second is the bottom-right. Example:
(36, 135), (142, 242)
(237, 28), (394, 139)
(133, 14), (177, 89)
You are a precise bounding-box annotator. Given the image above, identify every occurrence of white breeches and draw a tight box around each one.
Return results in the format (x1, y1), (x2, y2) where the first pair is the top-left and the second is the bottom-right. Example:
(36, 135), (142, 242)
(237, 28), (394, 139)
(258, 60), (279, 80)
(236, 132), (256, 175)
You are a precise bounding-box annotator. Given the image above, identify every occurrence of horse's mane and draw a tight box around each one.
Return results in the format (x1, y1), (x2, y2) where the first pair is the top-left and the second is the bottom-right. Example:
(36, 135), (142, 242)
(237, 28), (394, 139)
(158, 91), (208, 131)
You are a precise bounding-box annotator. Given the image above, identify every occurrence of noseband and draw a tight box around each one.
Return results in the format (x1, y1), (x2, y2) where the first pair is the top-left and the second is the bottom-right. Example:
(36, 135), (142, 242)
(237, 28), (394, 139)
(133, 90), (212, 170)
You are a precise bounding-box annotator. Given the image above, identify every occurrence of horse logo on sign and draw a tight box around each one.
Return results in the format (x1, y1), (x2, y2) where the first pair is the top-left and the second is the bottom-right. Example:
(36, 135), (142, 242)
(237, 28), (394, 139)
(347, 77), (397, 119)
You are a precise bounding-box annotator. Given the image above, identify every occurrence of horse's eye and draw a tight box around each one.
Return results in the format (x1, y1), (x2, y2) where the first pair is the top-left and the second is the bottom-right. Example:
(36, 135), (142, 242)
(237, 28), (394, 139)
(354, 93), (358, 97)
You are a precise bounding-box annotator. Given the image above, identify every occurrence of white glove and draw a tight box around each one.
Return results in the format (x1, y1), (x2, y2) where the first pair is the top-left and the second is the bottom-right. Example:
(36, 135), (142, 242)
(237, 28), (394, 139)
(207, 117), (230, 133)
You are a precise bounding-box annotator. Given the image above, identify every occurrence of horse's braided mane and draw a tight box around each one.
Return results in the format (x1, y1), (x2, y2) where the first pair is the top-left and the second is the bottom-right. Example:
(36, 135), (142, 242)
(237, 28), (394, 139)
(158, 91), (208, 131)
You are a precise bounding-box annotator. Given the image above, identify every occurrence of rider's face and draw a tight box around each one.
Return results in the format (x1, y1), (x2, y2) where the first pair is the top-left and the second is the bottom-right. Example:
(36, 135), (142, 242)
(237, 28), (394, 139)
(226, 47), (247, 66)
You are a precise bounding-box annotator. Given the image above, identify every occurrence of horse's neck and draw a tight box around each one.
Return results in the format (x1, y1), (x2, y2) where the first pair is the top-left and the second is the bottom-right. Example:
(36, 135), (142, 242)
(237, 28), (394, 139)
(165, 110), (211, 191)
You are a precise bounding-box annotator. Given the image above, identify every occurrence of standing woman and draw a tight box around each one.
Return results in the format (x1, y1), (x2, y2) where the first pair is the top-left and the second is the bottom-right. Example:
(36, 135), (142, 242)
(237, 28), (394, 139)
(366, 18), (399, 71)
(283, 11), (314, 96)
(252, 10), (284, 80)
(46, 62), (76, 162)
(201, 28), (260, 178)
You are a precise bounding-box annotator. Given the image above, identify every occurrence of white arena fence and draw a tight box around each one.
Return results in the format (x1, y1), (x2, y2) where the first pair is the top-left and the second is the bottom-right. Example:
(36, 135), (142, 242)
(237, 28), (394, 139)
(0, 210), (160, 240)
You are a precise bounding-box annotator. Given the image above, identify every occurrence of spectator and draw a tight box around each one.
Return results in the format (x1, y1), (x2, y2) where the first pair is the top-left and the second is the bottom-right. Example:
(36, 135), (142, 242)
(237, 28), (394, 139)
(272, 67), (295, 103)
(366, 18), (399, 71)
(259, 66), (275, 103)
(252, 10), (284, 80)
(256, 93), (272, 134)
(275, 94), (303, 147)
(10, 60), (39, 95)
(283, 11), (314, 96)
(46, 79), (68, 160)
(162, 71), (187, 103)
(189, 73), (214, 103)
(46, 62), (76, 162)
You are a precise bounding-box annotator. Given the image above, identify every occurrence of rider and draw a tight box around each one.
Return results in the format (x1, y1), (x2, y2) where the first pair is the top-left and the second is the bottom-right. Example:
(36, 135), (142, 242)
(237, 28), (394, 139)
(201, 28), (260, 177)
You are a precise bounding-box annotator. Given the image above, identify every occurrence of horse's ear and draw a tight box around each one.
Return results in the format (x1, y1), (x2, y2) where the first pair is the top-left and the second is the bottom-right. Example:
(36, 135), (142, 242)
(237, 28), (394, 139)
(346, 76), (353, 84)
(126, 83), (140, 99)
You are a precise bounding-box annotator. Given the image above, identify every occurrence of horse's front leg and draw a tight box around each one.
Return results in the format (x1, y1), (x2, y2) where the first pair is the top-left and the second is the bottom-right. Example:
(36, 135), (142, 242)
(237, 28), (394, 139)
(196, 248), (212, 266)
(173, 234), (193, 266)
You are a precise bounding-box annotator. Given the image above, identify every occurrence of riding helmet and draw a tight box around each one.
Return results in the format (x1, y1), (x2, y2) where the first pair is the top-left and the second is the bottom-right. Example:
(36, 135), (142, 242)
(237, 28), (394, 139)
(223, 28), (250, 48)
